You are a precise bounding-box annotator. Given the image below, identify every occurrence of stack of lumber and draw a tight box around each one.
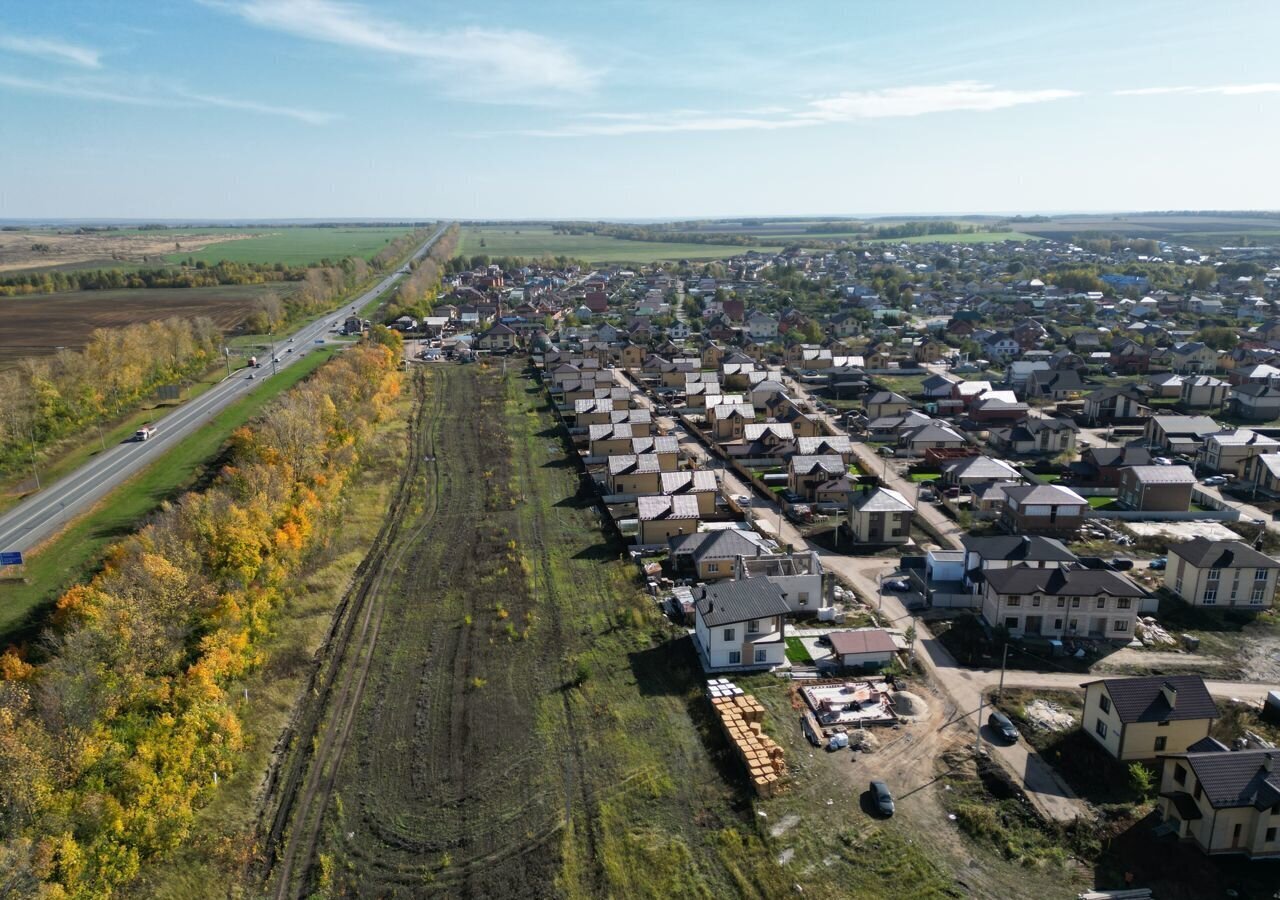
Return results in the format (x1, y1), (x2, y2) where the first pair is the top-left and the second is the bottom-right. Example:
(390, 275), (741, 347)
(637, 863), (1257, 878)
(708, 684), (788, 797)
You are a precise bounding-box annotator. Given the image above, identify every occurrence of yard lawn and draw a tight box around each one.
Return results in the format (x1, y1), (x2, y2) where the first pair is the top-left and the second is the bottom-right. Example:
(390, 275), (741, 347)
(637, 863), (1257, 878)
(1088, 496), (1119, 509)
(785, 636), (814, 665)
(909, 472), (941, 482)
(0, 347), (340, 642)
(1038, 473), (1062, 483)
(873, 374), (928, 397)
(457, 225), (785, 264)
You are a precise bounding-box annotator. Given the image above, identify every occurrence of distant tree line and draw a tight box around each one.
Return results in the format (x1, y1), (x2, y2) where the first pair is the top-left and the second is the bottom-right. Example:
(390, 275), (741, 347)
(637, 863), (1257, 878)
(383, 225), (460, 322)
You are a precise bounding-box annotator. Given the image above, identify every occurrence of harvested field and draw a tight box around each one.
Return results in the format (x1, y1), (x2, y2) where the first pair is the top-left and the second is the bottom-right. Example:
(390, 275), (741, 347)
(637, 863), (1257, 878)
(0, 284), (285, 364)
(0, 227), (259, 272)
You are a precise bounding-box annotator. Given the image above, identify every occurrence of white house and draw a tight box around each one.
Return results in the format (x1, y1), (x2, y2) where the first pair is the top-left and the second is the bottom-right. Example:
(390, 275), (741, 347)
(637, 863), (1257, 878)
(746, 312), (780, 341)
(692, 580), (791, 670)
(733, 551), (825, 615)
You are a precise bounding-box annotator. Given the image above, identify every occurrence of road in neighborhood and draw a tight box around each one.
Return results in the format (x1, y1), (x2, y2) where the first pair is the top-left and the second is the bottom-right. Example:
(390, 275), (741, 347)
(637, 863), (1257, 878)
(0, 224), (452, 559)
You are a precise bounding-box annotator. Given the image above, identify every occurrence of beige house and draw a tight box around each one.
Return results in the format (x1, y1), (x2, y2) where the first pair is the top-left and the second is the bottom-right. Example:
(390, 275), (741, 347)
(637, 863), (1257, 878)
(629, 436), (680, 471)
(660, 470), (719, 516)
(848, 487), (913, 545)
(1158, 744), (1280, 858)
(1082, 675), (1218, 761)
(1202, 429), (1280, 477)
(864, 390), (912, 420)
(635, 495), (700, 545)
(1166, 537), (1280, 608)
(707, 403), (756, 441)
(588, 423), (638, 457)
(606, 454), (663, 495)
(981, 567), (1144, 639)
(788, 455), (846, 500)
(1117, 465), (1195, 511)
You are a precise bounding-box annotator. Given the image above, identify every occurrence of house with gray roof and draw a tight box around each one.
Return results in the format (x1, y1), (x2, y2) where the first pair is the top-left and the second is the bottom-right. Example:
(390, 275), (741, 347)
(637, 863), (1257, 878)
(693, 579), (790, 670)
(1082, 675), (1219, 761)
(1166, 537), (1280, 608)
(1157, 744), (1280, 857)
(981, 566), (1144, 640)
(848, 486), (914, 545)
(998, 483), (1088, 536)
(1118, 464), (1195, 511)
(669, 529), (771, 581)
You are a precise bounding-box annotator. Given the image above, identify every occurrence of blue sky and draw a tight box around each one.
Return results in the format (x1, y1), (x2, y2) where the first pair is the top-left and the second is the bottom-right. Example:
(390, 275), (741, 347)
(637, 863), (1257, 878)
(1, 0), (1278, 219)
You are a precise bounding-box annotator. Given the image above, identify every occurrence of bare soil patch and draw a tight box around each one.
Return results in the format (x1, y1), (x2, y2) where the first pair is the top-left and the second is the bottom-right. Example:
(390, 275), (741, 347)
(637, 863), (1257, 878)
(0, 228), (257, 272)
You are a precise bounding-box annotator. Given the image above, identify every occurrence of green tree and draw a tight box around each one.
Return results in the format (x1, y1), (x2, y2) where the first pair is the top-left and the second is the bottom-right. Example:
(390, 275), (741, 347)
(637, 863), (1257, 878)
(1191, 266), (1216, 290)
(1197, 326), (1239, 351)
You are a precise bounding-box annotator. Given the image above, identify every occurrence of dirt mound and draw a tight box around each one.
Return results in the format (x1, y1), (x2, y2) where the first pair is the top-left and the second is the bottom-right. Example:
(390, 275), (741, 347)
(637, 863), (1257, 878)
(1024, 699), (1076, 732)
(891, 690), (928, 720)
(848, 730), (880, 752)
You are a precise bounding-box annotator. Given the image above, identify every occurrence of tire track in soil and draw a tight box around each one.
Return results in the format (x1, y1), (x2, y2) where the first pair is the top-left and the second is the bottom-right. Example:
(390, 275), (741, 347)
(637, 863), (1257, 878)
(255, 367), (439, 899)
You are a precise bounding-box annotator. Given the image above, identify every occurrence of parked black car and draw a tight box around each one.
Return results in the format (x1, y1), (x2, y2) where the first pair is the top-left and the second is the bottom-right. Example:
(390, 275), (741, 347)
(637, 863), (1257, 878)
(988, 711), (1019, 743)
(870, 780), (895, 817)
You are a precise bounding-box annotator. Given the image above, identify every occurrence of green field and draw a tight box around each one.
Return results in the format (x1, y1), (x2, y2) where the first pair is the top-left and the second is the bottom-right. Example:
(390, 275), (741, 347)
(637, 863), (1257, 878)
(0, 347), (339, 641)
(164, 225), (418, 266)
(870, 230), (1039, 244)
(457, 226), (784, 263)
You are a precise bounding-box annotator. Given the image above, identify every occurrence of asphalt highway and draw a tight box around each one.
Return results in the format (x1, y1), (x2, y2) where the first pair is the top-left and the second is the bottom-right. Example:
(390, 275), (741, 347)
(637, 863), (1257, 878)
(0, 223), (450, 558)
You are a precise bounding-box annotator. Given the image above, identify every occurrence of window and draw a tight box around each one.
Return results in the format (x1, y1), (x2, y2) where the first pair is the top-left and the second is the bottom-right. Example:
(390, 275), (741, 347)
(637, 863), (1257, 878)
(1155, 736), (1167, 752)
(1257, 568), (1269, 581)
(1114, 620), (1128, 633)
(1174, 764), (1187, 786)
(1095, 719), (1108, 739)
(723, 628), (736, 642)
(1204, 588), (1217, 605)
(1175, 576), (1183, 594)
(1071, 597), (1081, 608)
(1005, 617), (1019, 630)
(1118, 598), (1131, 609)
(1032, 596), (1041, 607)
(707, 563), (719, 573)
(1099, 695), (1111, 714)
(747, 620), (761, 635)
(1008, 596), (1021, 607)
(1208, 568), (1221, 582)
(1096, 597), (1106, 608)
(1253, 587), (1266, 604)
(728, 650), (741, 665)
(1057, 597), (1066, 607)
(1158, 719), (1169, 727)
(797, 591), (810, 606)
(1269, 828), (1278, 844)
(754, 648), (768, 663)
(1194, 782), (1202, 801)
(1054, 618), (1063, 630)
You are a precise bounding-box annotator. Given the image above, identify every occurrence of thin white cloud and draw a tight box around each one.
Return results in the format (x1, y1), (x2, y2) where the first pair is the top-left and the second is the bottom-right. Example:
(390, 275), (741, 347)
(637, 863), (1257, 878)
(1115, 83), (1280, 96)
(206, 0), (596, 99)
(526, 81), (1080, 137)
(0, 33), (102, 68)
(0, 73), (335, 124)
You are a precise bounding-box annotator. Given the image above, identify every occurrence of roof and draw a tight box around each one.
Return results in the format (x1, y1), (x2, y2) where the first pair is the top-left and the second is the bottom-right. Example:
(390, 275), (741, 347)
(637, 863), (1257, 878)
(1150, 415), (1220, 437)
(1168, 537), (1280, 570)
(902, 422), (966, 444)
(636, 494), (700, 521)
(607, 454), (661, 476)
(1002, 483), (1088, 507)
(631, 435), (679, 455)
(589, 423), (634, 441)
(961, 534), (1077, 563)
(983, 566), (1144, 597)
(1084, 675), (1219, 724)
(850, 487), (913, 513)
(867, 391), (910, 405)
(743, 423), (795, 442)
(670, 528), (767, 562)
(694, 579), (791, 627)
(828, 629), (897, 657)
(943, 455), (1020, 480)
(796, 435), (853, 456)
(1086, 446), (1152, 468)
(791, 454), (845, 476)
(1206, 429), (1280, 448)
(1183, 749), (1280, 810)
(660, 470), (717, 494)
(1124, 465), (1196, 485)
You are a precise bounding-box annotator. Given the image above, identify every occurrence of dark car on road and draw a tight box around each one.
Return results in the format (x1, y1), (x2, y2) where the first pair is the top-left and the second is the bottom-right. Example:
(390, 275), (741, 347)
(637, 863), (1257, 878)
(870, 780), (895, 817)
(883, 579), (911, 592)
(988, 711), (1019, 743)
(1148, 557), (1167, 570)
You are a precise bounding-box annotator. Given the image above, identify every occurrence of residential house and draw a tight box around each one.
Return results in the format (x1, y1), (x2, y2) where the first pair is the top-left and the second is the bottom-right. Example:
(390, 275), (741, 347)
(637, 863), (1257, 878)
(669, 529), (769, 581)
(981, 566), (1144, 639)
(999, 483), (1089, 536)
(692, 579), (790, 670)
(588, 423), (638, 457)
(1229, 383), (1280, 422)
(1110, 338), (1151, 374)
(476, 321), (519, 351)
(1171, 342), (1220, 374)
(795, 434), (854, 463)
(707, 402), (756, 441)
(1070, 446), (1154, 487)
(922, 373), (961, 398)
(629, 435), (680, 470)
(989, 416), (1077, 456)
(1156, 744), (1280, 858)
(1203, 430), (1280, 477)
(899, 421), (969, 457)
(1242, 453), (1280, 496)
(970, 393), (1029, 424)
(940, 455), (1021, 487)
(746, 312), (779, 341)
(660, 470), (719, 515)
(788, 455), (847, 500)
(827, 630), (898, 670)
(983, 333), (1021, 361)
(864, 390), (912, 420)
(733, 551), (825, 615)
(1145, 415), (1221, 454)
(1083, 385), (1150, 424)
(1149, 373), (1185, 398)
(1025, 367), (1088, 401)
(960, 534), (1079, 594)
(606, 454), (663, 495)
(1118, 465), (1195, 511)
(635, 494), (701, 545)
(1166, 538), (1280, 608)
(1083, 675), (1219, 761)
(848, 486), (914, 544)
(1180, 376), (1231, 410)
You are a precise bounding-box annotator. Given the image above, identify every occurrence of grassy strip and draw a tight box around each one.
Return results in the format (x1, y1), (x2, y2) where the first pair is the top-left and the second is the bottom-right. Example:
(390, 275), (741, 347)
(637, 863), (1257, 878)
(785, 636), (815, 664)
(0, 347), (339, 642)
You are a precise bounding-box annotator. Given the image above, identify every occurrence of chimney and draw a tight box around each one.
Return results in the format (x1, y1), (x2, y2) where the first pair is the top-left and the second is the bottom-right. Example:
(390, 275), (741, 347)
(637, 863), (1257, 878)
(1266, 753), (1276, 773)
(1161, 682), (1178, 710)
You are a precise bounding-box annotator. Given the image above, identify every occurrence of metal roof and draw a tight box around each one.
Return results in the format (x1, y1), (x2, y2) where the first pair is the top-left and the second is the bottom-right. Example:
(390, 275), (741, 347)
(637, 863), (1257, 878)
(828, 629), (897, 656)
(1168, 537), (1280, 570)
(1184, 749), (1280, 810)
(983, 566), (1144, 597)
(1083, 674), (1219, 724)
(695, 579), (792, 627)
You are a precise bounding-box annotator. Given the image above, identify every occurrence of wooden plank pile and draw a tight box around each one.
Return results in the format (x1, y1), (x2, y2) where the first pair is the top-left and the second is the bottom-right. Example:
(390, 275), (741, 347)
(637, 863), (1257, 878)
(707, 679), (787, 797)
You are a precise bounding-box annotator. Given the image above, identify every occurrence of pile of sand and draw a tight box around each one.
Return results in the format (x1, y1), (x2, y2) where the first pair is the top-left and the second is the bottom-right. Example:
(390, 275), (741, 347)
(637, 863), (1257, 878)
(891, 690), (928, 721)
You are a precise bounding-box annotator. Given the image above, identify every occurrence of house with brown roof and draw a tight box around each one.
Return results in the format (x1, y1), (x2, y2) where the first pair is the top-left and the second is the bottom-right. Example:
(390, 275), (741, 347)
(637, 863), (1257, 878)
(1157, 744), (1280, 858)
(827, 629), (898, 670)
(606, 454), (663, 495)
(660, 470), (719, 515)
(1082, 675), (1219, 761)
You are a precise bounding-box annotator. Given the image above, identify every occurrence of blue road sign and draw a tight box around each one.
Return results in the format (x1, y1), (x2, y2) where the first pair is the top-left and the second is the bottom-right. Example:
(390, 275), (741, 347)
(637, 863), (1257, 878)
(0, 552), (23, 566)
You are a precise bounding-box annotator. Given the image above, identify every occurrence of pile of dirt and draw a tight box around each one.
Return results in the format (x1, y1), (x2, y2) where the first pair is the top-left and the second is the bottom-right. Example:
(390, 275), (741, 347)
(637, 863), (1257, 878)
(891, 690), (928, 721)
(1023, 699), (1076, 732)
(848, 730), (880, 752)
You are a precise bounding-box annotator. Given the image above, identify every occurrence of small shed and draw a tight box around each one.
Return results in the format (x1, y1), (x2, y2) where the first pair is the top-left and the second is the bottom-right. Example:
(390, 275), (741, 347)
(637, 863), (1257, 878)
(827, 629), (897, 670)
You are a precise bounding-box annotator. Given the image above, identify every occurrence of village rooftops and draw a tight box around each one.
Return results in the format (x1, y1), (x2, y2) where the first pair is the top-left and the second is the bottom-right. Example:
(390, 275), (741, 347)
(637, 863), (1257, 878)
(796, 435), (853, 456)
(961, 534), (1077, 563)
(636, 494), (700, 521)
(827, 629), (897, 658)
(1150, 415), (1221, 437)
(791, 454), (845, 476)
(1125, 465), (1196, 485)
(849, 486), (913, 513)
(743, 423), (795, 442)
(1182, 748), (1280, 810)
(983, 566), (1144, 598)
(670, 529), (770, 563)
(1082, 675), (1219, 725)
(588, 423), (636, 441)
(607, 454), (661, 476)
(943, 455), (1020, 481)
(694, 579), (792, 628)
(631, 435), (680, 455)
(1001, 483), (1088, 506)
(660, 470), (717, 494)
(1168, 537), (1280, 570)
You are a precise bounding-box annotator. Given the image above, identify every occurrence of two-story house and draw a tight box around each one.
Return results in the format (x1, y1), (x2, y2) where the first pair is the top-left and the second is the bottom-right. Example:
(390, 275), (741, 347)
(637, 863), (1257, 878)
(864, 390), (912, 420)
(732, 551), (826, 615)
(1082, 385), (1150, 424)
(998, 483), (1089, 536)
(659, 470), (719, 515)
(1117, 465), (1195, 512)
(606, 454), (663, 495)
(788, 455), (846, 500)
(1082, 675), (1218, 761)
(981, 566), (1144, 639)
(668, 529), (769, 581)
(960, 534), (1078, 594)
(1228, 383), (1280, 422)
(1157, 744), (1280, 858)
(1203, 429), (1280, 477)
(692, 579), (791, 670)
(635, 495), (700, 545)
(1180, 375), (1231, 409)
(1145, 415), (1221, 454)
(1170, 341), (1220, 374)
(1166, 537), (1280, 608)
(848, 486), (914, 544)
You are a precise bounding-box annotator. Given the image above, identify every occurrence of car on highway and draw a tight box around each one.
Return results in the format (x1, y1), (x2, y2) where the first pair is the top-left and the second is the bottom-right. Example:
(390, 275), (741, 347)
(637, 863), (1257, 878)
(1148, 557), (1167, 570)
(883, 579), (910, 592)
(287, 337), (294, 343)
(247, 372), (256, 379)
(988, 711), (1019, 743)
(286, 347), (293, 353)
(869, 781), (895, 817)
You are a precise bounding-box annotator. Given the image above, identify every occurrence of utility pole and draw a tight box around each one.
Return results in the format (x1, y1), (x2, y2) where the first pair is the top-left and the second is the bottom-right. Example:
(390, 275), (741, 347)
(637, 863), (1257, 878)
(28, 427), (40, 490)
(224, 346), (232, 379)
(96, 421), (107, 452)
(997, 642), (1010, 703)
(269, 334), (278, 376)
(975, 695), (984, 754)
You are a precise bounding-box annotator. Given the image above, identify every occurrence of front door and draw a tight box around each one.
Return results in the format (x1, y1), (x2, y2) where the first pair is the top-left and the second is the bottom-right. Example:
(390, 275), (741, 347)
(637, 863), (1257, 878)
(1024, 616), (1043, 636)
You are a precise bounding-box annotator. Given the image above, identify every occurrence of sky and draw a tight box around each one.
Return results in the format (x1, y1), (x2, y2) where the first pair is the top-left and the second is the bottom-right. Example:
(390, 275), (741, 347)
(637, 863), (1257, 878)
(1, 0), (1278, 220)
